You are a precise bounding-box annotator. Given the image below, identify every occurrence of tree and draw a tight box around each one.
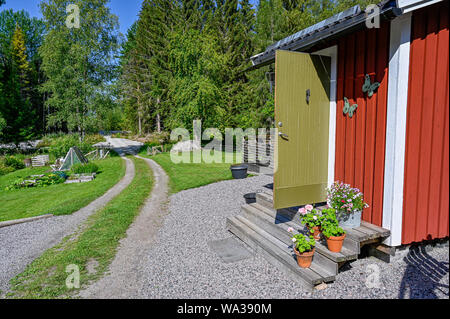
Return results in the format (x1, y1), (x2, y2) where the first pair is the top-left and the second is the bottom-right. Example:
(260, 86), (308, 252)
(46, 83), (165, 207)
(120, 22), (150, 134)
(133, 0), (179, 133)
(166, 28), (226, 130)
(0, 0), (5, 7)
(39, 0), (120, 138)
(118, 0), (376, 135)
(0, 9), (45, 143)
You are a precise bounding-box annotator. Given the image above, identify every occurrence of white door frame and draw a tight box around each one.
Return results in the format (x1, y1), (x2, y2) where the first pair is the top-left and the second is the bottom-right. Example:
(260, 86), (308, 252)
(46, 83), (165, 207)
(312, 46), (338, 189)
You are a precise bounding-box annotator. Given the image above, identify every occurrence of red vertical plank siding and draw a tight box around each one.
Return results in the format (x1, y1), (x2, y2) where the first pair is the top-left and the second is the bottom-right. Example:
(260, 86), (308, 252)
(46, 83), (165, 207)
(403, 2), (450, 244)
(344, 34), (356, 184)
(335, 42), (347, 183)
(335, 22), (390, 226)
(354, 31), (367, 208)
(372, 25), (389, 227)
(363, 28), (378, 224)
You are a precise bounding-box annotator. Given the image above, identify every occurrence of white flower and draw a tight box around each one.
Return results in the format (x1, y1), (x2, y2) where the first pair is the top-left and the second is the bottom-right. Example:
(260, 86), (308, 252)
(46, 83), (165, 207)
(313, 216), (317, 220)
(292, 238), (297, 242)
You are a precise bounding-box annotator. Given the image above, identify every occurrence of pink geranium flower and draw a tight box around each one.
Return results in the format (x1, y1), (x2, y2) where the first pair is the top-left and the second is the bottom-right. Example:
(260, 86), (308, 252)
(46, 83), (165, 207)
(298, 207), (307, 215)
(305, 204), (314, 211)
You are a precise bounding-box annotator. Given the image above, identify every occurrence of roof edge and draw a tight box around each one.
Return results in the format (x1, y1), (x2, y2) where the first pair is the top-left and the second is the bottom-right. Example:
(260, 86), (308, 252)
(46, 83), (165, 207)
(248, 1), (402, 70)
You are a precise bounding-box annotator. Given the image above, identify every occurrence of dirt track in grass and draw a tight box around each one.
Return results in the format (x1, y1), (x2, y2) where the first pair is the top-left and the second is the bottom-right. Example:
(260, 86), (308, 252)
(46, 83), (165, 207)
(79, 155), (169, 299)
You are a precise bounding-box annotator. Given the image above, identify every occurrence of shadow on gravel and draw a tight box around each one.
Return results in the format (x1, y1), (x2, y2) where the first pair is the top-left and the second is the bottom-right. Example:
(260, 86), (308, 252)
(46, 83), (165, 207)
(398, 245), (449, 299)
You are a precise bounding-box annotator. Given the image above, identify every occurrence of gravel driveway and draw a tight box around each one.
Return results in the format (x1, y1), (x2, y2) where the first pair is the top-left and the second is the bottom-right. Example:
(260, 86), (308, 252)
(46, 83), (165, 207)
(0, 157), (135, 295)
(136, 174), (448, 299)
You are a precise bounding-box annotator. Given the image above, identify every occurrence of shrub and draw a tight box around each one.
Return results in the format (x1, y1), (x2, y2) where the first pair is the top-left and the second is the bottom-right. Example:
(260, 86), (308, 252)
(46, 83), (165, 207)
(0, 164), (15, 176)
(83, 134), (105, 146)
(2, 156), (25, 170)
(5, 173), (66, 191)
(71, 162), (99, 174)
(42, 134), (104, 159)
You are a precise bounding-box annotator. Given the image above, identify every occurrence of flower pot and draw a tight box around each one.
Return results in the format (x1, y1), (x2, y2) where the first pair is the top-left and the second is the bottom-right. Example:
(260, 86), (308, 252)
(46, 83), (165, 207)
(336, 210), (362, 228)
(307, 226), (322, 240)
(230, 164), (248, 179)
(243, 193), (256, 204)
(326, 234), (346, 253)
(293, 247), (315, 268)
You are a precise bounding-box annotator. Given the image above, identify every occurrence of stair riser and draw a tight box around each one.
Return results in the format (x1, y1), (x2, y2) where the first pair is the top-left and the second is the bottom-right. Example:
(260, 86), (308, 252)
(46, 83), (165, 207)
(242, 207), (338, 275)
(255, 194), (274, 210)
(342, 236), (360, 254)
(227, 218), (314, 291)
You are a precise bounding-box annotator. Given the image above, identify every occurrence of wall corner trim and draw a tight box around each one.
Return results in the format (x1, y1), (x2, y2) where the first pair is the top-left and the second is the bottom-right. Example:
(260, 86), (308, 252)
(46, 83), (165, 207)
(382, 13), (412, 247)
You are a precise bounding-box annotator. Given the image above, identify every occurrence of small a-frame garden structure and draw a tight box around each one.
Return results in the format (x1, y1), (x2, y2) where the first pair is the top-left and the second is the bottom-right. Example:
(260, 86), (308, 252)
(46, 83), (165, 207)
(60, 147), (89, 171)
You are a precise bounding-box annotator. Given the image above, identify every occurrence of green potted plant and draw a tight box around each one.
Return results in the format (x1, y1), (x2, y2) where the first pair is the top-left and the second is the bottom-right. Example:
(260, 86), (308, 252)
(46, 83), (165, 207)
(327, 182), (369, 228)
(298, 205), (324, 240)
(288, 230), (316, 268)
(321, 208), (347, 253)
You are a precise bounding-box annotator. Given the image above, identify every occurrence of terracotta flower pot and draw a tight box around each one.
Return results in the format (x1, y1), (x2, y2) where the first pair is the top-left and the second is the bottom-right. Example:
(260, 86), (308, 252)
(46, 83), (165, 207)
(294, 247), (315, 268)
(326, 234), (346, 253)
(307, 226), (322, 240)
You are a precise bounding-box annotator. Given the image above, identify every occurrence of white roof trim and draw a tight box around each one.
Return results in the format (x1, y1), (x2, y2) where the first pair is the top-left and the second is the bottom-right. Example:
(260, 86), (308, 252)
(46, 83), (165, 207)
(396, 0), (443, 13)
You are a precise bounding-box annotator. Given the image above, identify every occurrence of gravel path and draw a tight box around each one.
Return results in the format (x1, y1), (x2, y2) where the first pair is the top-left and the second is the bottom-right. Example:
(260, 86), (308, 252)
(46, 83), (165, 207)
(135, 174), (448, 299)
(0, 157), (135, 295)
(104, 136), (143, 156)
(79, 156), (169, 299)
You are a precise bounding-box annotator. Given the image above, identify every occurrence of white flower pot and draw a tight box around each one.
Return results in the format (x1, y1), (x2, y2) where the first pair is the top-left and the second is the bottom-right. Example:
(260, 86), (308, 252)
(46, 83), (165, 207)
(336, 210), (362, 228)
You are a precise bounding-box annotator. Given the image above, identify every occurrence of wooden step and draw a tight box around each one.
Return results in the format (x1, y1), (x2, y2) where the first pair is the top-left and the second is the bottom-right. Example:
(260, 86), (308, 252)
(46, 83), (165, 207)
(342, 223), (390, 246)
(242, 203), (358, 265)
(227, 216), (335, 291)
(251, 198), (360, 253)
(255, 192), (276, 210)
(255, 191), (390, 250)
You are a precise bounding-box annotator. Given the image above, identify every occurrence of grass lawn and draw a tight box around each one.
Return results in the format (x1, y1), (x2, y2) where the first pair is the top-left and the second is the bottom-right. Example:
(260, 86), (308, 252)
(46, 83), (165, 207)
(8, 157), (153, 299)
(0, 157), (125, 222)
(139, 150), (242, 193)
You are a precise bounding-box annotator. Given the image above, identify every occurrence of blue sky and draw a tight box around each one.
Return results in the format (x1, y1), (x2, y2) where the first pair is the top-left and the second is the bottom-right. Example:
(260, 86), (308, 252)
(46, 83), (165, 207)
(1, 0), (143, 35)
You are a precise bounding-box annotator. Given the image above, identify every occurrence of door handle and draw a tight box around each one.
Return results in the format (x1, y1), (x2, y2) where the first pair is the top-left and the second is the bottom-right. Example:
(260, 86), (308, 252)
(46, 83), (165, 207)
(279, 132), (289, 140)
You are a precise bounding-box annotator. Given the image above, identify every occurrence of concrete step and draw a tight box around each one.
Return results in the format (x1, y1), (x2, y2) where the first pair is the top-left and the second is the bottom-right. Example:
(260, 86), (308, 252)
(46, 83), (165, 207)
(227, 215), (336, 291)
(242, 203), (358, 266)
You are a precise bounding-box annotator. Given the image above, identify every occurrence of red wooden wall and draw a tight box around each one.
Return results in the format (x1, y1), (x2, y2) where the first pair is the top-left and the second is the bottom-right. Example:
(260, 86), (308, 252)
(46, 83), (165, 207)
(335, 22), (390, 227)
(402, 1), (449, 244)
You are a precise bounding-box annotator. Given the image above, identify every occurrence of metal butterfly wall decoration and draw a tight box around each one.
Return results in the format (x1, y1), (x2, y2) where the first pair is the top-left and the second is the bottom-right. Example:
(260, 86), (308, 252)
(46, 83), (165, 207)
(362, 74), (380, 97)
(343, 97), (358, 118)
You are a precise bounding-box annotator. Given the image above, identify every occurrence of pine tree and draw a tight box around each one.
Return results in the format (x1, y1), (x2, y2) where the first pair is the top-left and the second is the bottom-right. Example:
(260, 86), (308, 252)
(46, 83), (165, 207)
(255, 0), (286, 52)
(133, 0), (179, 134)
(0, 9), (45, 143)
(11, 25), (32, 93)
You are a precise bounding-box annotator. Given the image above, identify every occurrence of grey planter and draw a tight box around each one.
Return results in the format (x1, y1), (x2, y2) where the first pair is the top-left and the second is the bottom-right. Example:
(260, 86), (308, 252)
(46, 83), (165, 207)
(230, 164), (248, 179)
(336, 210), (362, 228)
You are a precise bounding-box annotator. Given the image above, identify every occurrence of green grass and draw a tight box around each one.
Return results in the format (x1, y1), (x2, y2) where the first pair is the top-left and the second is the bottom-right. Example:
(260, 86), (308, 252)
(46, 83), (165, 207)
(139, 150), (242, 193)
(8, 157), (153, 299)
(0, 157), (125, 222)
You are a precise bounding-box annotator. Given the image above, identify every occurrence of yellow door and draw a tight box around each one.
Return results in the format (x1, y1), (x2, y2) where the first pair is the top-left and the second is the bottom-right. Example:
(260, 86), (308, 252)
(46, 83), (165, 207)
(274, 50), (331, 209)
